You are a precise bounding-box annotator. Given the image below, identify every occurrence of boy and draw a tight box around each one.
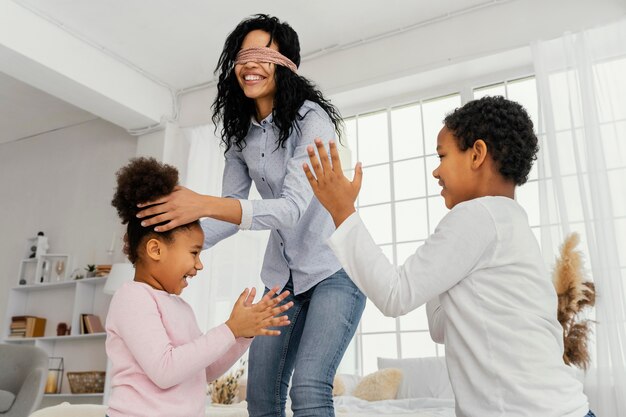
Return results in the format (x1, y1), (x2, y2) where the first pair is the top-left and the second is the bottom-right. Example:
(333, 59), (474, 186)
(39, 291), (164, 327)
(302, 96), (594, 417)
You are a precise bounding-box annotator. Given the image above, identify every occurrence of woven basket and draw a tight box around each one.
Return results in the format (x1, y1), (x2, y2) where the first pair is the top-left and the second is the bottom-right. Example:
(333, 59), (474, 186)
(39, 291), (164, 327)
(67, 371), (106, 394)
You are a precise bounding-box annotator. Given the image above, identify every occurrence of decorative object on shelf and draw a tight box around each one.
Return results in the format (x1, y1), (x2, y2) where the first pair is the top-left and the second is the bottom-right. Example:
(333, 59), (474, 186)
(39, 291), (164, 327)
(69, 268), (84, 280)
(103, 263), (134, 295)
(56, 322), (70, 336)
(80, 314), (105, 334)
(553, 232), (596, 369)
(45, 357), (64, 394)
(208, 360), (246, 404)
(95, 264), (112, 277)
(54, 259), (65, 282)
(67, 371), (106, 394)
(85, 265), (96, 278)
(9, 316), (47, 338)
(26, 231), (48, 259)
(17, 254), (71, 286)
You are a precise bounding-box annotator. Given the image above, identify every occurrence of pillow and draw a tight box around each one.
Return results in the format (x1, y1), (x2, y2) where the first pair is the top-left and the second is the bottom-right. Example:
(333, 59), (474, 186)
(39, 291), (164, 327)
(352, 368), (403, 401)
(377, 357), (454, 400)
(333, 373), (361, 396)
(0, 389), (15, 413)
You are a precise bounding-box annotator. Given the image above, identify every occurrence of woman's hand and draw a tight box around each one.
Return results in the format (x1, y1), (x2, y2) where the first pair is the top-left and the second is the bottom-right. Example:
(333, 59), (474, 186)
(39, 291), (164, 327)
(303, 138), (362, 227)
(225, 286), (293, 338)
(136, 186), (208, 232)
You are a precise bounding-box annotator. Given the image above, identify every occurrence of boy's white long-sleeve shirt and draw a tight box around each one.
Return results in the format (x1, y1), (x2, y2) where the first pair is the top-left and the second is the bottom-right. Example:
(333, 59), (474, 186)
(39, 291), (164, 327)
(328, 196), (588, 417)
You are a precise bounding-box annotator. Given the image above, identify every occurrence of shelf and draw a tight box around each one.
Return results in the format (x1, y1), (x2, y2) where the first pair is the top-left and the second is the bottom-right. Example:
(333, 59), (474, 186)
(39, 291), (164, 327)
(12, 276), (108, 291)
(4, 333), (106, 343)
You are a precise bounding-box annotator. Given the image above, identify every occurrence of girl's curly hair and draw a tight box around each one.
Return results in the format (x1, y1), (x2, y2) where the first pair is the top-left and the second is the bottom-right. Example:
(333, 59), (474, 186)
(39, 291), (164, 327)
(444, 96), (539, 185)
(111, 157), (198, 263)
(212, 14), (343, 152)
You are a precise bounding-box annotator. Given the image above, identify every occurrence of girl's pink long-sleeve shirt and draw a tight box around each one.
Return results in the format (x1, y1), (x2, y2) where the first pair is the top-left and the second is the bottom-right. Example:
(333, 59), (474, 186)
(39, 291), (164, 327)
(105, 281), (251, 417)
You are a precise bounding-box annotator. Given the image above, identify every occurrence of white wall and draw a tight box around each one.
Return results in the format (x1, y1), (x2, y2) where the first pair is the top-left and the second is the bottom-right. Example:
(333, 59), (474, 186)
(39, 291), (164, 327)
(0, 119), (136, 328)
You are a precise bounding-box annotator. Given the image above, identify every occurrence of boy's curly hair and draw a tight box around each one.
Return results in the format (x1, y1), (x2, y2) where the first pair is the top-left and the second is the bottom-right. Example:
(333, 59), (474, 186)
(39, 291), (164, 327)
(444, 96), (539, 185)
(111, 157), (198, 263)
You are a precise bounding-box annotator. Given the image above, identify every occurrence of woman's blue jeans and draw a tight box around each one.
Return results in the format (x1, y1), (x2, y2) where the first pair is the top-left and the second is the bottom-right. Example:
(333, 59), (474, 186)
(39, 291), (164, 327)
(247, 269), (366, 417)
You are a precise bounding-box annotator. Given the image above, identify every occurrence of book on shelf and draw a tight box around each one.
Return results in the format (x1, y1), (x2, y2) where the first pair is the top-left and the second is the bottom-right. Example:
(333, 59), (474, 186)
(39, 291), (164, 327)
(9, 315), (46, 338)
(80, 314), (105, 334)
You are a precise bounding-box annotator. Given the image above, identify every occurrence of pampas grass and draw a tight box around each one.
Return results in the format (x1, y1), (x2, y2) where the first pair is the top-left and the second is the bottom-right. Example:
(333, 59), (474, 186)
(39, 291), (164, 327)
(553, 233), (596, 369)
(208, 360), (246, 404)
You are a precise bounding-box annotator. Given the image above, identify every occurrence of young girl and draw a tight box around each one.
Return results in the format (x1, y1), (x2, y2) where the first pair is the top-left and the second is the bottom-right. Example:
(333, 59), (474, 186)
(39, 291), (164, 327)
(106, 157), (293, 417)
(303, 96), (595, 417)
(135, 14), (366, 417)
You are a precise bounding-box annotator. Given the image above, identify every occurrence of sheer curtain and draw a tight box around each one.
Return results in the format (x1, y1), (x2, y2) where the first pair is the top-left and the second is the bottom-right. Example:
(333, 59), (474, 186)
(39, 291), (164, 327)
(180, 124), (268, 333)
(532, 19), (626, 416)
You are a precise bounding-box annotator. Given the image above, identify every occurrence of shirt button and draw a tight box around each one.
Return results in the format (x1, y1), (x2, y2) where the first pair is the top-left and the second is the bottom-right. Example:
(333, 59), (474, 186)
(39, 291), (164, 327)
(263, 129), (266, 133)
(262, 121), (266, 125)
(280, 242), (283, 246)
(262, 178), (265, 181)
(261, 153), (265, 157)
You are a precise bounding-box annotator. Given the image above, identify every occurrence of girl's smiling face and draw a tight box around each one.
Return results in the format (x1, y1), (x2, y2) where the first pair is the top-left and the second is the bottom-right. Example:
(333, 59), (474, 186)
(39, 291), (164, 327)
(157, 225), (204, 295)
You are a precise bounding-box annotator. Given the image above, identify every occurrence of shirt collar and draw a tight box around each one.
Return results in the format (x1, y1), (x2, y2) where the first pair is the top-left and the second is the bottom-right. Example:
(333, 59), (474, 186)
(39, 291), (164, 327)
(250, 112), (274, 127)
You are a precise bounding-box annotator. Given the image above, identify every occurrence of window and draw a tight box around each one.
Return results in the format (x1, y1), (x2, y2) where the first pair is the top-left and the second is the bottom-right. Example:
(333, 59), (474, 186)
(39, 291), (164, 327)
(339, 68), (625, 376)
(341, 93), (462, 375)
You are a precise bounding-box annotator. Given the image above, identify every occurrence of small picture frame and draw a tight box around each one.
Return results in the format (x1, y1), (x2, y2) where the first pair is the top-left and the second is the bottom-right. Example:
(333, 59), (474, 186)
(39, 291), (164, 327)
(18, 259), (38, 285)
(37, 254), (70, 283)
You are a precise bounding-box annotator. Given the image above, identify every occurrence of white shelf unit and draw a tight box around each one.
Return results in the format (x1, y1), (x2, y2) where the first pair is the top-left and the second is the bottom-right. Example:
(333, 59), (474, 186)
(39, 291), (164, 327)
(3, 277), (111, 406)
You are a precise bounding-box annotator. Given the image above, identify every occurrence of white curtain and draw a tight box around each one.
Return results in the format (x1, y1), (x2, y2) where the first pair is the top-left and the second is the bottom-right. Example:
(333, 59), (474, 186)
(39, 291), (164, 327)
(532, 19), (626, 416)
(180, 124), (268, 333)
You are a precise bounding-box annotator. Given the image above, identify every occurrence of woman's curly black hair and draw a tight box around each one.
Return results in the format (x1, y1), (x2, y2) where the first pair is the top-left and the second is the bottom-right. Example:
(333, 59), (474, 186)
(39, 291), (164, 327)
(212, 14), (343, 152)
(111, 157), (199, 264)
(444, 95), (539, 185)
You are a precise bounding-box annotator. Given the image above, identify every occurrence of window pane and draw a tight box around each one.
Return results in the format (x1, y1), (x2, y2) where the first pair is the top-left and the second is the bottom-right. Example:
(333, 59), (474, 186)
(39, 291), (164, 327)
(600, 121), (626, 170)
(345, 118), (357, 161)
(393, 158), (426, 200)
(474, 83), (505, 99)
(549, 70), (583, 131)
(609, 169), (626, 217)
(359, 164), (390, 206)
(422, 95), (461, 147)
(361, 334), (397, 375)
(361, 299), (396, 333)
(391, 104), (424, 160)
(594, 57), (626, 123)
(357, 111), (389, 166)
(400, 332), (438, 358)
(399, 305), (429, 331)
(358, 204), (392, 244)
(516, 181), (540, 227)
(425, 155), (440, 196)
(396, 242), (420, 265)
(611, 218), (626, 266)
(395, 199), (429, 242)
(507, 77), (539, 130)
(428, 197), (448, 232)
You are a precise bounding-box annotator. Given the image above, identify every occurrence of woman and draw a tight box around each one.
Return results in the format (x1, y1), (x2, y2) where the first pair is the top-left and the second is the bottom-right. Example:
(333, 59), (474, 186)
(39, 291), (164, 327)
(137, 14), (365, 417)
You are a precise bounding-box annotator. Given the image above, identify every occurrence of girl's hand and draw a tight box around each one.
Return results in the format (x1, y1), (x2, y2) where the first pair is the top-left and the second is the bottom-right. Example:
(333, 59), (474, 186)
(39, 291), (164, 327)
(225, 286), (293, 338)
(303, 138), (363, 227)
(136, 186), (208, 232)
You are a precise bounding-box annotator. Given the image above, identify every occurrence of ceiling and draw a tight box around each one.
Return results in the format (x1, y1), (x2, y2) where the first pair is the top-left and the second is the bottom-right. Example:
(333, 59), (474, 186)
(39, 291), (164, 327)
(12, 0), (494, 90)
(1, 0), (625, 145)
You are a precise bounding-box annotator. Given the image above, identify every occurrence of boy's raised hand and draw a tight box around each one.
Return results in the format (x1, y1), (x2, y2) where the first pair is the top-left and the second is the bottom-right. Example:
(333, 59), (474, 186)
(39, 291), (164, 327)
(303, 138), (363, 227)
(225, 286), (293, 338)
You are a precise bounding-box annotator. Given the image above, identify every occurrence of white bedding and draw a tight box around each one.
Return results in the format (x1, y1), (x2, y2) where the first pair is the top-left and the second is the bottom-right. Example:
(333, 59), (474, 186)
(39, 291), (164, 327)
(334, 396), (456, 417)
(206, 398), (456, 417)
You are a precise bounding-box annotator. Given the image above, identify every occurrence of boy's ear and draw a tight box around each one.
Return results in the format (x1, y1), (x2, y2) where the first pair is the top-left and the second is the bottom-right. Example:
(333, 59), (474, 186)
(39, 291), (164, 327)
(471, 139), (489, 168)
(145, 238), (163, 261)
